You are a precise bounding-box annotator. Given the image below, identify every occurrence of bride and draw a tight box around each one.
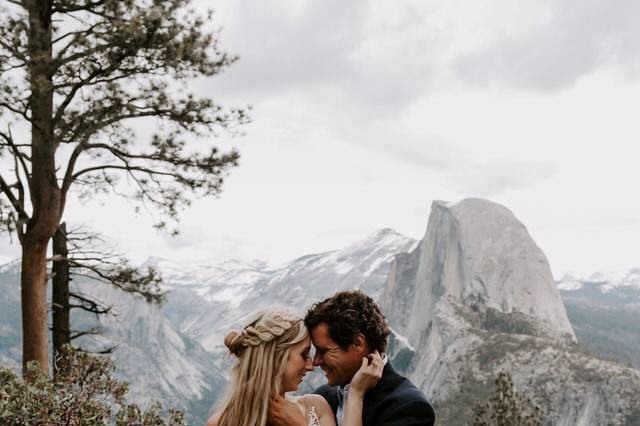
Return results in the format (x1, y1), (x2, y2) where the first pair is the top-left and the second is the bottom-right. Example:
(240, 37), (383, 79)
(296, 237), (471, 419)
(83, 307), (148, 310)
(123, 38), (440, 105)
(205, 309), (383, 426)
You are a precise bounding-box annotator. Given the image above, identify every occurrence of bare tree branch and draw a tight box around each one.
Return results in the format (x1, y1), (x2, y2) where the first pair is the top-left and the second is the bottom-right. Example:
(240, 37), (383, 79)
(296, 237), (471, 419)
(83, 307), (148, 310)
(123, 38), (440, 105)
(52, 0), (109, 14)
(70, 328), (100, 340)
(0, 100), (31, 122)
(69, 292), (112, 315)
(0, 173), (28, 221)
(0, 127), (32, 193)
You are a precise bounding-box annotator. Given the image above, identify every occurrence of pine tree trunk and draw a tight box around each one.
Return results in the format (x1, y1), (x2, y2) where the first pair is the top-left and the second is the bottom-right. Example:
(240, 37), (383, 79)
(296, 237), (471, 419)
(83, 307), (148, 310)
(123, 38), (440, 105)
(22, 0), (61, 374)
(21, 238), (50, 372)
(52, 223), (70, 374)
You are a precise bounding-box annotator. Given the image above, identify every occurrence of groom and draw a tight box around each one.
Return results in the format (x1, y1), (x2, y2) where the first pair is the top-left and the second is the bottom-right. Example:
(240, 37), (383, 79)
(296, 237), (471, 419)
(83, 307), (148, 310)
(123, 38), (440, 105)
(271, 290), (435, 426)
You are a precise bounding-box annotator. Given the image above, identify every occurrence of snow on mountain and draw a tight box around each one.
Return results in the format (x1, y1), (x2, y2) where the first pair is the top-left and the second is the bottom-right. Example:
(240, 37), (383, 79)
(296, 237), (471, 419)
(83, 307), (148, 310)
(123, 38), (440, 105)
(143, 256), (273, 308)
(557, 280), (584, 291)
(145, 257), (271, 287)
(160, 228), (418, 352)
(559, 268), (640, 293)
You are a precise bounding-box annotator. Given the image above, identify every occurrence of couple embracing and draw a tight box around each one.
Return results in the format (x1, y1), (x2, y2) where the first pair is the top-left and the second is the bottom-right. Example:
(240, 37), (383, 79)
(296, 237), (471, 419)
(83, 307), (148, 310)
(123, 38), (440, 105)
(206, 290), (436, 426)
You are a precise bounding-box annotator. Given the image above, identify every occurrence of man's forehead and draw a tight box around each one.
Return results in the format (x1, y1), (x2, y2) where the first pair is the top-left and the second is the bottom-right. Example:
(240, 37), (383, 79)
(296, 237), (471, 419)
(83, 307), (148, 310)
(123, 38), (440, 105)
(310, 323), (334, 344)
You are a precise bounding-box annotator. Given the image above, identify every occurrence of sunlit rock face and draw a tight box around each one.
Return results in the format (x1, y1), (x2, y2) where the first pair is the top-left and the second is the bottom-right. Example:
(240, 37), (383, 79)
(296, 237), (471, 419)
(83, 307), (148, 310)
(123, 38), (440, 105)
(382, 199), (640, 426)
(383, 198), (575, 346)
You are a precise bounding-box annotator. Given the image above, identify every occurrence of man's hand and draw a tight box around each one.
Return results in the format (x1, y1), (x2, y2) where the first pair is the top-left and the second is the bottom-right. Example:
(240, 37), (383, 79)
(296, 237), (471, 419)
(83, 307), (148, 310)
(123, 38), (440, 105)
(268, 395), (307, 426)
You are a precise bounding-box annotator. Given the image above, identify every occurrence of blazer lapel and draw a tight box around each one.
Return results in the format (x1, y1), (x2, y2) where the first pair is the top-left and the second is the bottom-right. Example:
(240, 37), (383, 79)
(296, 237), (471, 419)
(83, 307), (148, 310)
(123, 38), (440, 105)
(326, 387), (340, 416)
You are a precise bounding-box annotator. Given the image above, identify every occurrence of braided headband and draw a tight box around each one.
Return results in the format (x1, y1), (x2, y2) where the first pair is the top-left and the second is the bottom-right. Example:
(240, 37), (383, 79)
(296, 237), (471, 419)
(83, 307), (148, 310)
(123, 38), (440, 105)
(225, 312), (300, 356)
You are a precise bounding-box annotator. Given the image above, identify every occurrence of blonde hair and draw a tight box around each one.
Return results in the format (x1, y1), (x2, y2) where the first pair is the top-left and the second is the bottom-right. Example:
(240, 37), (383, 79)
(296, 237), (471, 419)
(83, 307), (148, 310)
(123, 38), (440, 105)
(216, 309), (308, 426)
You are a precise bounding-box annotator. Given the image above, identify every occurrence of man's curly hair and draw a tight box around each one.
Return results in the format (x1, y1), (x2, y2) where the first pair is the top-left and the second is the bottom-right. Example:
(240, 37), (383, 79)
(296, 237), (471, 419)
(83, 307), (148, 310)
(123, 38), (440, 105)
(304, 290), (390, 353)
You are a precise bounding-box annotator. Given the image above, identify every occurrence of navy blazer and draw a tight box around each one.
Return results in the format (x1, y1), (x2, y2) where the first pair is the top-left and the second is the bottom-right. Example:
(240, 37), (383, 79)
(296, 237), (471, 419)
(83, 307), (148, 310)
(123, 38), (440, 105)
(314, 362), (436, 426)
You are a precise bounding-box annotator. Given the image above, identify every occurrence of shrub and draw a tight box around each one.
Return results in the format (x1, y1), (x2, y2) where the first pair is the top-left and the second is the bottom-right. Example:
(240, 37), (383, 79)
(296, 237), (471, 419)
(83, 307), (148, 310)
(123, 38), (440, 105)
(0, 347), (186, 425)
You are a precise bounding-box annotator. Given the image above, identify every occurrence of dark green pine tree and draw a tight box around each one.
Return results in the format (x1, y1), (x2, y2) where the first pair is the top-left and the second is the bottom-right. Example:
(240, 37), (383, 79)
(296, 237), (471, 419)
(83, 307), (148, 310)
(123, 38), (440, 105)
(473, 371), (544, 426)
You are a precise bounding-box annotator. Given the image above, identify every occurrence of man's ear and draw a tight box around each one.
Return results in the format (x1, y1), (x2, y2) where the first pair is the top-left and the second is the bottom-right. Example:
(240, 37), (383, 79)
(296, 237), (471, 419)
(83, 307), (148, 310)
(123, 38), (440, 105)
(352, 334), (368, 355)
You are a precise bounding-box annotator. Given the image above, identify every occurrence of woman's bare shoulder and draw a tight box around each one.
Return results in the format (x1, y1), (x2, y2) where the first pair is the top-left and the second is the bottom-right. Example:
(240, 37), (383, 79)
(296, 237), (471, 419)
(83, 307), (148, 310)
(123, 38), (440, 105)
(286, 395), (310, 413)
(205, 412), (221, 426)
(305, 393), (331, 406)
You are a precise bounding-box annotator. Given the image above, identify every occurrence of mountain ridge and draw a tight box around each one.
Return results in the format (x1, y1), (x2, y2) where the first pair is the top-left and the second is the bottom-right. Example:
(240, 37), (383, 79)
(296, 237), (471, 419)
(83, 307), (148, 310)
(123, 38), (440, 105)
(1, 212), (640, 425)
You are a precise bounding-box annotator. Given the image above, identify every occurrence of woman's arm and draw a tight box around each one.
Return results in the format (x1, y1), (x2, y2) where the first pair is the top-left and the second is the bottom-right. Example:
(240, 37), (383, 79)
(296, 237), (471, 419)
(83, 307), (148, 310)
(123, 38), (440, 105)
(341, 352), (384, 426)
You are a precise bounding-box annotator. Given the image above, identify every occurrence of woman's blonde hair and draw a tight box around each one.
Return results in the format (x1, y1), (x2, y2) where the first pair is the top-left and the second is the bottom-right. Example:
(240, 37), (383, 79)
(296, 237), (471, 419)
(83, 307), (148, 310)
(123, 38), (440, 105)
(215, 309), (308, 426)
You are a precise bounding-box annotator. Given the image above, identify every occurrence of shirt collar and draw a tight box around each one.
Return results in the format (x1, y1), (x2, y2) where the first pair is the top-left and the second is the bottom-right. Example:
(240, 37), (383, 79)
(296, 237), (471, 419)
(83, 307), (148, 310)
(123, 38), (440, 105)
(338, 353), (388, 398)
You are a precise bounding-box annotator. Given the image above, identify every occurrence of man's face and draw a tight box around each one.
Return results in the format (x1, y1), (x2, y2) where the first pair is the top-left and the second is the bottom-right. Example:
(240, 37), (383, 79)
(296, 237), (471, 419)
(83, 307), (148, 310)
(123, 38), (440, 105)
(310, 322), (365, 387)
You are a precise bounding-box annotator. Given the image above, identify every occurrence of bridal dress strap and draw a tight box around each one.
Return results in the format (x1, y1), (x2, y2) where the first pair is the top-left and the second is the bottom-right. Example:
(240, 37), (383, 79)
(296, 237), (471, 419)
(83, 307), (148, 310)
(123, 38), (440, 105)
(301, 396), (321, 426)
(307, 406), (321, 426)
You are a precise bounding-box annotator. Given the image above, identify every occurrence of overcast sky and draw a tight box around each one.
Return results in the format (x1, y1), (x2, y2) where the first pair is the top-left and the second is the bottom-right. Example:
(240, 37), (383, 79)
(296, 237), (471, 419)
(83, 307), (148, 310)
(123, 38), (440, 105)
(2, 0), (640, 278)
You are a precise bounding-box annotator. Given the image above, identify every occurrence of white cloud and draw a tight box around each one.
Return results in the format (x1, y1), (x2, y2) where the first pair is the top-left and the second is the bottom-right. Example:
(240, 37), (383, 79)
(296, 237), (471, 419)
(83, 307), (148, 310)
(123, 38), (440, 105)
(2, 0), (640, 278)
(449, 0), (640, 89)
(210, 0), (640, 98)
(88, 0), (640, 274)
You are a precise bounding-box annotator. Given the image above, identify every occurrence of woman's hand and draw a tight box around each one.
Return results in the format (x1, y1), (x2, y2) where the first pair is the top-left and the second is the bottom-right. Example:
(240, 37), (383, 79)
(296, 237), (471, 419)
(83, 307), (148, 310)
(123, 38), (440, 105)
(349, 351), (384, 396)
(268, 395), (307, 426)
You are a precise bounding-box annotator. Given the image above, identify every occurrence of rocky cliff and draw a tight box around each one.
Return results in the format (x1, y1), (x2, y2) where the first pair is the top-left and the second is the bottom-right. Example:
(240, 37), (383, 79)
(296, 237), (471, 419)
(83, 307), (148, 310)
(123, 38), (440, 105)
(381, 199), (640, 425)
